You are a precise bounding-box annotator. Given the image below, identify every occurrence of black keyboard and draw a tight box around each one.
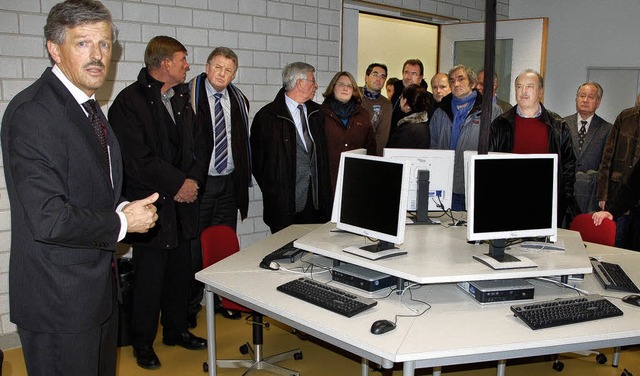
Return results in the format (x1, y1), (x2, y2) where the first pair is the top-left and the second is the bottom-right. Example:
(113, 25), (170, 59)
(591, 259), (640, 293)
(276, 277), (377, 317)
(260, 240), (305, 268)
(510, 295), (623, 330)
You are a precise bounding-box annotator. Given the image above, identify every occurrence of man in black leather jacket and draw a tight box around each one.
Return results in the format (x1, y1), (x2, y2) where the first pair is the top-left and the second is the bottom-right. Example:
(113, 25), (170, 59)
(489, 69), (580, 226)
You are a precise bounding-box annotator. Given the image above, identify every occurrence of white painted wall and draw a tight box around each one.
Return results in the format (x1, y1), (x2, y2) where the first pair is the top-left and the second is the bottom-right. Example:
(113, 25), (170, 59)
(509, 0), (640, 120)
(0, 0), (502, 342)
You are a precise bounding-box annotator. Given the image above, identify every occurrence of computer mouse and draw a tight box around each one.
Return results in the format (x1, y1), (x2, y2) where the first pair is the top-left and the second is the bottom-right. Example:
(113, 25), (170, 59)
(622, 294), (640, 307)
(259, 260), (280, 270)
(370, 319), (396, 335)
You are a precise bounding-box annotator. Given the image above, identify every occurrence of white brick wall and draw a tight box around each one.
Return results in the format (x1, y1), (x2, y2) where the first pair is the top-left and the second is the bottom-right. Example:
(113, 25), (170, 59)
(0, 0), (505, 339)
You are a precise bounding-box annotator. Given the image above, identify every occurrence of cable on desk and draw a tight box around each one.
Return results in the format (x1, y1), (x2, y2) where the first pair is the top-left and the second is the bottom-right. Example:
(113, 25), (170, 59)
(535, 277), (590, 295)
(393, 283), (432, 324)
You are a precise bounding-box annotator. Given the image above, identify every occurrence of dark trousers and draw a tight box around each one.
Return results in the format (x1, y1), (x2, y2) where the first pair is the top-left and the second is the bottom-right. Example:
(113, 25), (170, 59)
(189, 173), (238, 312)
(130, 239), (191, 347)
(18, 302), (118, 376)
(270, 182), (323, 234)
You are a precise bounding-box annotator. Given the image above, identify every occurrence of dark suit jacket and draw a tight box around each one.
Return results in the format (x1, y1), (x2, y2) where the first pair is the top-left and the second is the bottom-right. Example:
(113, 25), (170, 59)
(1, 67), (123, 333)
(564, 113), (612, 213)
(564, 113), (612, 172)
(109, 68), (209, 248)
(193, 73), (251, 219)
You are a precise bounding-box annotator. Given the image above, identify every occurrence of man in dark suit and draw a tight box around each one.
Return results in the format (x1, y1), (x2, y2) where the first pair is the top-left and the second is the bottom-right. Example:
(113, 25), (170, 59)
(188, 46), (252, 323)
(251, 62), (332, 234)
(563, 82), (612, 217)
(1, 1), (158, 375)
(108, 36), (209, 370)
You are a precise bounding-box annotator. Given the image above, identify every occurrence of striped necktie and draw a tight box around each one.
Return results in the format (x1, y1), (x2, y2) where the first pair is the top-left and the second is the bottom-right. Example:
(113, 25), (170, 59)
(213, 93), (228, 173)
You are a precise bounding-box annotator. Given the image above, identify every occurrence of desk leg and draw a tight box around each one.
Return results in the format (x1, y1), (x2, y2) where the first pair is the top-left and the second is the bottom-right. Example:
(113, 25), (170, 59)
(361, 357), (368, 376)
(402, 361), (415, 376)
(205, 285), (217, 376)
(432, 366), (441, 376)
(612, 346), (621, 367)
(496, 359), (506, 376)
(395, 278), (405, 295)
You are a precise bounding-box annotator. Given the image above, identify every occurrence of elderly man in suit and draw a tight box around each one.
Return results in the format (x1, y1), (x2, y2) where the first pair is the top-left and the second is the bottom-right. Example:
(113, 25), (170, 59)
(250, 62), (332, 234)
(1, 1), (158, 375)
(563, 82), (612, 218)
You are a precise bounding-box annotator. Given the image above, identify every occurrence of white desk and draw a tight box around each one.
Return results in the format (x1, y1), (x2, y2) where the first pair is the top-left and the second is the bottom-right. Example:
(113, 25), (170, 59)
(196, 224), (640, 376)
(294, 222), (593, 283)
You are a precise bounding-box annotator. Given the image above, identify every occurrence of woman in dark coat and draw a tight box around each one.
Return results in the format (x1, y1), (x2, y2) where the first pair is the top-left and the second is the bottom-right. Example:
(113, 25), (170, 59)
(387, 84), (431, 149)
(321, 71), (376, 194)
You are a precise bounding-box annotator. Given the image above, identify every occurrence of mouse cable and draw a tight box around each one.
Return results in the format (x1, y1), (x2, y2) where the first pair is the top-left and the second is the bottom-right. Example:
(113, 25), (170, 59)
(397, 283), (432, 316)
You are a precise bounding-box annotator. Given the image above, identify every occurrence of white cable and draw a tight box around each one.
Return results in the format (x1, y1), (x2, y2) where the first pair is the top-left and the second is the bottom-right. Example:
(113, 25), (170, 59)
(535, 277), (591, 295)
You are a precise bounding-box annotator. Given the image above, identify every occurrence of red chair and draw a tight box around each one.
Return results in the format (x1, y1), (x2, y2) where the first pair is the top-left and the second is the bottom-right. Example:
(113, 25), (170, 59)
(200, 225), (302, 375)
(569, 213), (616, 246)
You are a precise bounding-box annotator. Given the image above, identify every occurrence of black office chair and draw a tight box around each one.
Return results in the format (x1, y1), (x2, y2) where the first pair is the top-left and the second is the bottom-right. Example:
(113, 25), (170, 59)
(200, 225), (303, 375)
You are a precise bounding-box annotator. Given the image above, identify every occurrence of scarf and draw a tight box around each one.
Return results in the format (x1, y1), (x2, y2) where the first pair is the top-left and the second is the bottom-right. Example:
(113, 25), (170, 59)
(325, 95), (357, 127)
(362, 86), (381, 101)
(450, 90), (478, 149)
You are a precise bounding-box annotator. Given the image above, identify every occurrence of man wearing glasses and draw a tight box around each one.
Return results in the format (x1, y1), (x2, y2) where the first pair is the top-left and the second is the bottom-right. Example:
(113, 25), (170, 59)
(187, 47), (252, 324)
(360, 63), (393, 155)
(250, 62), (332, 234)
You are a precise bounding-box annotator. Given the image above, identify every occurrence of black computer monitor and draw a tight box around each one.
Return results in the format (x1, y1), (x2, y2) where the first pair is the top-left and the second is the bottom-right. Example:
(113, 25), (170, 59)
(332, 153), (410, 252)
(466, 153), (558, 269)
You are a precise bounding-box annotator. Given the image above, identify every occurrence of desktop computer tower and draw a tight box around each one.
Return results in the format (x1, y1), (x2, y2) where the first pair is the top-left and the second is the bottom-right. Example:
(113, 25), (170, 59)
(332, 263), (396, 292)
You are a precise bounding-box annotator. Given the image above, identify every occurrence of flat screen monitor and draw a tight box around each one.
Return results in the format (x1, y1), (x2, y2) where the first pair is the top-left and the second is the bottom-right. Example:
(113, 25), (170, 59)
(333, 153), (410, 252)
(384, 148), (455, 223)
(466, 153), (558, 269)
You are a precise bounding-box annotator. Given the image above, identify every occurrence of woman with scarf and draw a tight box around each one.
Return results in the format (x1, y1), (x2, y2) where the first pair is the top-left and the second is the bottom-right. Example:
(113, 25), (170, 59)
(387, 84), (431, 149)
(321, 71), (376, 194)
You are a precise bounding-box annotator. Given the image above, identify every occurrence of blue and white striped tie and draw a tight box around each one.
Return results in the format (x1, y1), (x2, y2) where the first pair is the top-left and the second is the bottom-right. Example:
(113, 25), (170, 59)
(213, 93), (228, 173)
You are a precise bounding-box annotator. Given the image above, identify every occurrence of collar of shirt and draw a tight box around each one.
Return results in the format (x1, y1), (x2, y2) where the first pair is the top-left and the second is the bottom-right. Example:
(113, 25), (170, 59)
(578, 113), (594, 131)
(205, 78), (228, 99)
(515, 103), (542, 119)
(51, 65), (94, 115)
(284, 93), (314, 149)
(285, 94), (304, 126)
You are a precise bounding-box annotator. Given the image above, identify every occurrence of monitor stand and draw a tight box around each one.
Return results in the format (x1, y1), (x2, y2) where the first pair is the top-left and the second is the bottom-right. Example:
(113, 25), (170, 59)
(343, 241), (407, 260)
(473, 239), (537, 270)
(407, 170), (440, 226)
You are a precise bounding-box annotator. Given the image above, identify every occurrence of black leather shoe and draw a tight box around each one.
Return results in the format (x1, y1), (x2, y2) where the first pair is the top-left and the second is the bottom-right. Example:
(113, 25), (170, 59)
(133, 345), (161, 370)
(163, 330), (207, 350)
(221, 309), (242, 320)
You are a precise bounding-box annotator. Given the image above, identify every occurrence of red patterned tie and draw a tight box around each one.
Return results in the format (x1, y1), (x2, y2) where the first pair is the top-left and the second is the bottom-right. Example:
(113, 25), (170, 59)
(82, 99), (110, 170)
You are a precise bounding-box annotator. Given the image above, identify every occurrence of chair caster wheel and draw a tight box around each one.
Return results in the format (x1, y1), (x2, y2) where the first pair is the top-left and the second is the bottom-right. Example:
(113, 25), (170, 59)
(203, 361), (209, 372)
(294, 351), (303, 360)
(596, 353), (607, 364)
(621, 368), (633, 376)
(239, 344), (249, 354)
(552, 361), (564, 372)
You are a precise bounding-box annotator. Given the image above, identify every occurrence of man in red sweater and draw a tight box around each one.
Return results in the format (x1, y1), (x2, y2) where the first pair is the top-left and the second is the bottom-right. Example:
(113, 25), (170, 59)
(489, 69), (580, 226)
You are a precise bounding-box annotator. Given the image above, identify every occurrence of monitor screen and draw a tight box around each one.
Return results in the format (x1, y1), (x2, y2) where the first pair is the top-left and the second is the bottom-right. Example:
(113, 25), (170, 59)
(466, 153), (558, 242)
(333, 153), (410, 246)
(383, 148), (455, 212)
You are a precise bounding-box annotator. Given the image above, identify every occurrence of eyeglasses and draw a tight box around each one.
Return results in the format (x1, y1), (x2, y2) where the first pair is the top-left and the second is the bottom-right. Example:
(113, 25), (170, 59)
(302, 78), (316, 84)
(211, 64), (235, 75)
(336, 82), (354, 89)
